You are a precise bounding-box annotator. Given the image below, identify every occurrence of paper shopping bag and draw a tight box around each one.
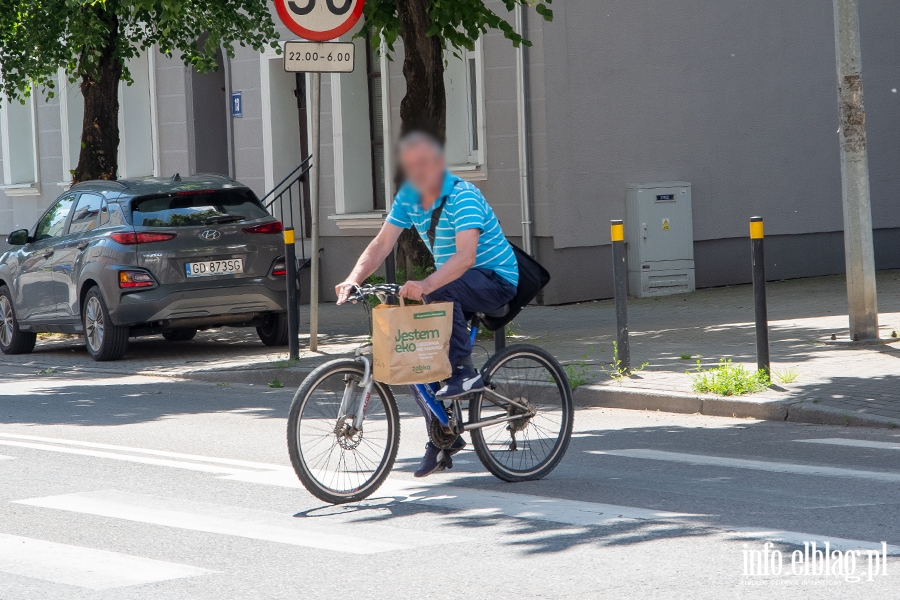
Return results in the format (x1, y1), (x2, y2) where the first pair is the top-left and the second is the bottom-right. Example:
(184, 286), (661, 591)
(372, 301), (454, 385)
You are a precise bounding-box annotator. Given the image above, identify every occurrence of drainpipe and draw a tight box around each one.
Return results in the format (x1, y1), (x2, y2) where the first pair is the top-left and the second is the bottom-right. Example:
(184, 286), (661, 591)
(515, 4), (534, 257)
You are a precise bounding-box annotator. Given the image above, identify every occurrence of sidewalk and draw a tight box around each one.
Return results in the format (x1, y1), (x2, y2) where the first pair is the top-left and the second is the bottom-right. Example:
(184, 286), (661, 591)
(3, 270), (900, 427)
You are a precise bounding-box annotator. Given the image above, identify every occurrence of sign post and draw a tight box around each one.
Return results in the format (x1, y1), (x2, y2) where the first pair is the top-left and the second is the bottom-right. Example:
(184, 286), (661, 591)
(273, 0), (365, 353)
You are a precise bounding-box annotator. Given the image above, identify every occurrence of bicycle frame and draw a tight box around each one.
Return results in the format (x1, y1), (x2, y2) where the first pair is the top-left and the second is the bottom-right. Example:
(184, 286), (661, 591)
(345, 284), (534, 434)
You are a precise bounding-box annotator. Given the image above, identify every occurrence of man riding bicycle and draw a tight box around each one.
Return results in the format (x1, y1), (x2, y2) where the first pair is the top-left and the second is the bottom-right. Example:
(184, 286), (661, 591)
(335, 131), (519, 477)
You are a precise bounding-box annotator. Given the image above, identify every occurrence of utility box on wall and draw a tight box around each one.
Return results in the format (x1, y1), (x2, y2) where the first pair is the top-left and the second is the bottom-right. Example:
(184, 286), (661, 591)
(625, 182), (695, 298)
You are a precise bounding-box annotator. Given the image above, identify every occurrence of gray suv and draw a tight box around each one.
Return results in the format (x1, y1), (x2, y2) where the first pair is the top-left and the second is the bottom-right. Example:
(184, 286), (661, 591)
(0, 174), (289, 361)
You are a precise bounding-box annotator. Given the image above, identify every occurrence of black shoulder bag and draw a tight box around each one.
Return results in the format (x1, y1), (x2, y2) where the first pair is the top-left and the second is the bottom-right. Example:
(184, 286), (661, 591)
(426, 190), (550, 332)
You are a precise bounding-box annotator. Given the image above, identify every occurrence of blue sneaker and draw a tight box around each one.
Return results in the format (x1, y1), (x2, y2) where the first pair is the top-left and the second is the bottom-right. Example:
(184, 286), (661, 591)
(435, 366), (484, 398)
(413, 437), (466, 478)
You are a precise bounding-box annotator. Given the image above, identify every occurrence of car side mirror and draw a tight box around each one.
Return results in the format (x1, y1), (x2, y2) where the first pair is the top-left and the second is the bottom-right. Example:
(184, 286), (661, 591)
(6, 229), (29, 246)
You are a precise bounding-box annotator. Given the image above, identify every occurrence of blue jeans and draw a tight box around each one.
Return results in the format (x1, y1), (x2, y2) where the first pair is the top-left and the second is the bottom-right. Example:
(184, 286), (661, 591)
(423, 267), (517, 368)
(411, 268), (516, 433)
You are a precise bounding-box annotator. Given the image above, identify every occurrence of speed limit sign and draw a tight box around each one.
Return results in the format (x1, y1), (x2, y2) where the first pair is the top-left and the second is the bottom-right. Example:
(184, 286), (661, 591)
(274, 0), (365, 42)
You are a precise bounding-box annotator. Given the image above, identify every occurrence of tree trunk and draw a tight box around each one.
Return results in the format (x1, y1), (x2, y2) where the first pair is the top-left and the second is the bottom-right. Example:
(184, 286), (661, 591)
(395, 0), (446, 278)
(72, 10), (121, 183)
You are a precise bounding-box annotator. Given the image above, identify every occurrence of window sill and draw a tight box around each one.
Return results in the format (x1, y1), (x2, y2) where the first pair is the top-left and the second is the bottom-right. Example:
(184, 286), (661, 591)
(0, 183), (41, 197)
(328, 211), (387, 231)
(449, 164), (487, 182)
(57, 181), (73, 190)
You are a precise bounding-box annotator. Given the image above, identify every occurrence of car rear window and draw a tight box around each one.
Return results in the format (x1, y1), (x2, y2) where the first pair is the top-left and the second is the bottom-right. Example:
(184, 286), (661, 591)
(131, 189), (269, 227)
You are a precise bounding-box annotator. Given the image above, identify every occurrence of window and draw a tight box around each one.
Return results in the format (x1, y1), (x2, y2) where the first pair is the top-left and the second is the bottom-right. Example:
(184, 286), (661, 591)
(0, 92), (40, 194)
(34, 195), (76, 241)
(366, 35), (386, 211)
(68, 193), (108, 233)
(131, 189), (268, 227)
(58, 52), (158, 182)
(444, 44), (485, 169)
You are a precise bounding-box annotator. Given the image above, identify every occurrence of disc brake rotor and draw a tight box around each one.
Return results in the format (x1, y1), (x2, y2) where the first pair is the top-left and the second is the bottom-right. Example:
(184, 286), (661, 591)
(334, 415), (363, 450)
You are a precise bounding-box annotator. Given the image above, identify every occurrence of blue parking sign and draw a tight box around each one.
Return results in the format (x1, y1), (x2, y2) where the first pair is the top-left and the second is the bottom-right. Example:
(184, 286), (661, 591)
(231, 91), (243, 118)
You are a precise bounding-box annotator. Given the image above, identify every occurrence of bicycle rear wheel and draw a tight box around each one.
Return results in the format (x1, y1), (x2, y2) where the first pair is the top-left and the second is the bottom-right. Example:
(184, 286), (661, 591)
(287, 359), (400, 504)
(469, 344), (574, 482)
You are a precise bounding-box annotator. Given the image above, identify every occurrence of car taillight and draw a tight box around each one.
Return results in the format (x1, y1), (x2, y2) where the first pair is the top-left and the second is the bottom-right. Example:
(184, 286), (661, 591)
(242, 221), (283, 235)
(271, 257), (287, 276)
(119, 271), (155, 288)
(111, 232), (177, 245)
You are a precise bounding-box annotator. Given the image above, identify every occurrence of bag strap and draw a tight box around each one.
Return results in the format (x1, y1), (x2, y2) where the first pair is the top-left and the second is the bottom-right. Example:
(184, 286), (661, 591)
(426, 181), (460, 251)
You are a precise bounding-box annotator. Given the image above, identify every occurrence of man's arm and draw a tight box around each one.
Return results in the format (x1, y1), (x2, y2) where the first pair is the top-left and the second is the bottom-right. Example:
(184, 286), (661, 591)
(399, 229), (479, 301)
(335, 222), (404, 304)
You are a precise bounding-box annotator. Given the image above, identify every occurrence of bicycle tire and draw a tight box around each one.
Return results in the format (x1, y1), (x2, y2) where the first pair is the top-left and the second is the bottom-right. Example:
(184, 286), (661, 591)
(469, 344), (574, 482)
(287, 359), (400, 504)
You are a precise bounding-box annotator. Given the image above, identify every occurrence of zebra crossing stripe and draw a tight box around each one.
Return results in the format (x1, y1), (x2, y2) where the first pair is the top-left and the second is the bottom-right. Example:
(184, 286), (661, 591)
(0, 533), (212, 590)
(794, 438), (900, 451)
(588, 449), (900, 482)
(13, 490), (468, 555)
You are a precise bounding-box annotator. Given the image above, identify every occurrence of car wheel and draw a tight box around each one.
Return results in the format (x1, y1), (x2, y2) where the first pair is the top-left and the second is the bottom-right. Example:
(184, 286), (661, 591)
(0, 286), (36, 355)
(162, 328), (197, 342)
(83, 287), (128, 361)
(257, 313), (289, 346)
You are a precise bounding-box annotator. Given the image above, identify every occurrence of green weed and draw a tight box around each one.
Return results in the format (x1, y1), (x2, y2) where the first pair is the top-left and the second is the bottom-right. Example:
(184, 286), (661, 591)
(773, 366), (800, 384)
(679, 353), (693, 360)
(268, 378), (285, 389)
(602, 342), (648, 381)
(690, 359), (770, 396)
(564, 348), (594, 389)
(38, 367), (57, 375)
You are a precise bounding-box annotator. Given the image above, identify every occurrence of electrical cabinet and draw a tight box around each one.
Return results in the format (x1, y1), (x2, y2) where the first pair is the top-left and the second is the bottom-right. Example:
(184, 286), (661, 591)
(625, 182), (695, 298)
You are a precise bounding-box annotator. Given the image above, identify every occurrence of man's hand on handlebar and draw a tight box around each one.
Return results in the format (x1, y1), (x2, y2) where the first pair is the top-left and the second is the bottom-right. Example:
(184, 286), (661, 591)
(399, 280), (429, 302)
(335, 280), (360, 305)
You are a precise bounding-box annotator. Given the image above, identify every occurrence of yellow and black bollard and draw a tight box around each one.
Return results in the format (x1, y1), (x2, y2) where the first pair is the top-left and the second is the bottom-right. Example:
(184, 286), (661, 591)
(611, 220), (630, 372)
(750, 217), (770, 374)
(284, 227), (300, 361)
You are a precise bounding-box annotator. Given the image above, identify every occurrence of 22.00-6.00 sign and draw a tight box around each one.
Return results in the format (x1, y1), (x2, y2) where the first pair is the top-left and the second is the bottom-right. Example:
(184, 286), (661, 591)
(283, 41), (355, 74)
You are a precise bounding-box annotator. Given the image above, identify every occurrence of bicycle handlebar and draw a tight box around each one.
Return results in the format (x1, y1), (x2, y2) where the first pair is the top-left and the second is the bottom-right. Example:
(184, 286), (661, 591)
(346, 283), (402, 304)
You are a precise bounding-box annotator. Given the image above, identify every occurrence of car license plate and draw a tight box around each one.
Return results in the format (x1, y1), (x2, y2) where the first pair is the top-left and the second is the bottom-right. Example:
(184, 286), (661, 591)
(185, 259), (244, 277)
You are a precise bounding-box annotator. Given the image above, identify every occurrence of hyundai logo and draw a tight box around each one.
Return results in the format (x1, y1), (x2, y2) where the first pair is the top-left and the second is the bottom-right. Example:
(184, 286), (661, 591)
(199, 230), (222, 241)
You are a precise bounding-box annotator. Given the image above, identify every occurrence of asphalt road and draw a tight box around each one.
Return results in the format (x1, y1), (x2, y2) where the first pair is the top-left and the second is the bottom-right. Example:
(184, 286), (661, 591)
(1, 366), (899, 599)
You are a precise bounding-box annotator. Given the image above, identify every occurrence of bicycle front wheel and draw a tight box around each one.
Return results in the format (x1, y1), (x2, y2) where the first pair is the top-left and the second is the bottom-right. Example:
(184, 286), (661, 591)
(470, 344), (574, 482)
(287, 359), (400, 504)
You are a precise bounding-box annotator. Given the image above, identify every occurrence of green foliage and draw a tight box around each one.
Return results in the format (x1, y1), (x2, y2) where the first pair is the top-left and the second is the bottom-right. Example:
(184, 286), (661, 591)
(564, 348), (593, 389)
(0, 0), (280, 103)
(601, 341), (648, 381)
(773, 366), (800, 384)
(691, 359), (770, 396)
(268, 378), (284, 389)
(363, 0), (554, 55)
(678, 353), (693, 360)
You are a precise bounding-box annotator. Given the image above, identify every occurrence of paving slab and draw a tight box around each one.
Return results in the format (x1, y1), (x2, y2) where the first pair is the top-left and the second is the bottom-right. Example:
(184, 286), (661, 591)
(3, 270), (900, 428)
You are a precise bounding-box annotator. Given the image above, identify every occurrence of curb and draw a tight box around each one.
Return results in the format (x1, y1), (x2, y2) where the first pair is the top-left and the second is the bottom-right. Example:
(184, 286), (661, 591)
(574, 385), (898, 429)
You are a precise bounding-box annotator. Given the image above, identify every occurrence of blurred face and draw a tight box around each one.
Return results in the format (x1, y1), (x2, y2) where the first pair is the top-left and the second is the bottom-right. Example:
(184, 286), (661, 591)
(399, 141), (446, 205)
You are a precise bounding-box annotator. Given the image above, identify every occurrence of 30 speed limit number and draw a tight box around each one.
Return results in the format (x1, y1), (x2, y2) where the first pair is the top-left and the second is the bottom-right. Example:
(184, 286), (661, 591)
(284, 41), (355, 73)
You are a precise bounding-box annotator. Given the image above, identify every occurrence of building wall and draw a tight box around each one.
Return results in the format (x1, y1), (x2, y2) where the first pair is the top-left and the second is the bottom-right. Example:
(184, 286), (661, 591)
(3, 1), (899, 308)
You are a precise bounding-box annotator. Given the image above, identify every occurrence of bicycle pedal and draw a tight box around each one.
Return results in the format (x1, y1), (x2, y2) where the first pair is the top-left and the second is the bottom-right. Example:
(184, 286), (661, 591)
(438, 451), (453, 470)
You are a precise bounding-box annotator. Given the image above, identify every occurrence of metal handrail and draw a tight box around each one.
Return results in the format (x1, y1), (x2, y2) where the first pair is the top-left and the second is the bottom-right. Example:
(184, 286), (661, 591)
(261, 155), (313, 207)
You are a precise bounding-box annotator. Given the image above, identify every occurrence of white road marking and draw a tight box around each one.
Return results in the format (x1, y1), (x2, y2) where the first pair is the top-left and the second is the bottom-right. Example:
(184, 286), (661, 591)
(795, 438), (900, 451)
(374, 479), (702, 526)
(0, 455), (13, 461)
(14, 490), (468, 555)
(0, 432), (289, 471)
(0, 532), (212, 590)
(0, 439), (262, 475)
(730, 529), (900, 555)
(588, 449), (900, 482)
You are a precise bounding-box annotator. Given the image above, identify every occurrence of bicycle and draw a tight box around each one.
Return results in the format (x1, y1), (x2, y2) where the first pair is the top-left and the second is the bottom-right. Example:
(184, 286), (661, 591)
(287, 283), (574, 504)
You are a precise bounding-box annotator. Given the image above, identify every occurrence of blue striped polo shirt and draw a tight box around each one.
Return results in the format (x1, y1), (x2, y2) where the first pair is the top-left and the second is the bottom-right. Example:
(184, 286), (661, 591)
(386, 172), (519, 286)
